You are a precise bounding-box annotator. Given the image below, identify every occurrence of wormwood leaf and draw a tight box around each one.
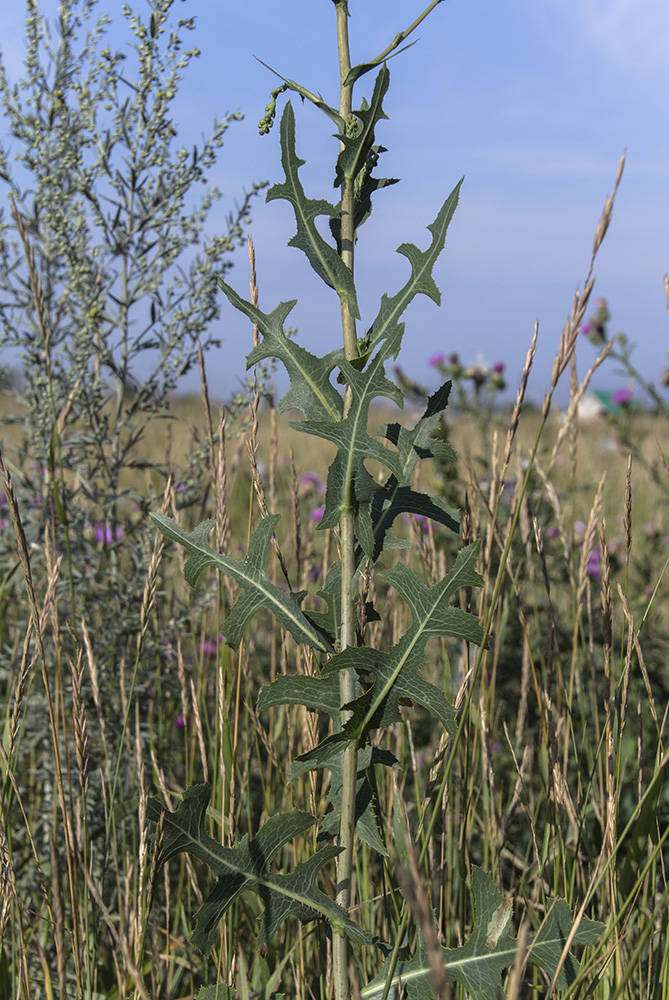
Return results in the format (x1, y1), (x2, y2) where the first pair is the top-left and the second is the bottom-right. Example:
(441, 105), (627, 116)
(149, 513), (328, 652)
(217, 281), (344, 422)
(367, 182), (462, 350)
(147, 784), (371, 954)
(361, 868), (603, 999)
(267, 102), (360, 319)
(295, 325), (405, 555)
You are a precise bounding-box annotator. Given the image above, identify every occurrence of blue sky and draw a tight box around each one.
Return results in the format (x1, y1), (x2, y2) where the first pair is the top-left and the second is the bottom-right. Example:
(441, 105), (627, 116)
(2, 0), (668, 405)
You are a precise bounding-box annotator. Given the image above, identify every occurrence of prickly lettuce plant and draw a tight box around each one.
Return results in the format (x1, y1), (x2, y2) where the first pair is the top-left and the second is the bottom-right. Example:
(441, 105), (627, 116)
(149, 3), (602, 997)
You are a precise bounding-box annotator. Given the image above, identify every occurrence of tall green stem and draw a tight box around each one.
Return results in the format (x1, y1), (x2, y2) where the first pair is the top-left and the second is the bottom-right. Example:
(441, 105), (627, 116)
(333, 3), (359, 999)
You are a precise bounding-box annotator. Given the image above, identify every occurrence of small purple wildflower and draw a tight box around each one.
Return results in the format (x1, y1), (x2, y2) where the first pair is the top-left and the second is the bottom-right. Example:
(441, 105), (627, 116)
(428, 352), (446, 367)
(581, 324), (591, 337)
(611, 388), (632, 407)
(94, 523), (123, 545)
(300, 472), (321, 488)
(493, 361), (506, 375)
(176, 714), (186, 731)
(587, 549), (601, 580)
(310, 507), (324, 524)
(546, 526), (560, 540)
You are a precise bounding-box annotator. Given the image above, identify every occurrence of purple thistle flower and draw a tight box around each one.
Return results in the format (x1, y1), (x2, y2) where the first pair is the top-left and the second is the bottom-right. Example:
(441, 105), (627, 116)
(611, 388), (632, 406)
(94, 522), (123, 545)
(428, 352), (446, 367)
(587, 549), (601, 580)
(310, 507), (324, 524)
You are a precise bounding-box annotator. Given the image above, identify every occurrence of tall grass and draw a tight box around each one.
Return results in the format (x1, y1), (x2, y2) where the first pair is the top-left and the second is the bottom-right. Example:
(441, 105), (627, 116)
(2, 1), (669, 997)
(1, 220), (669, 998)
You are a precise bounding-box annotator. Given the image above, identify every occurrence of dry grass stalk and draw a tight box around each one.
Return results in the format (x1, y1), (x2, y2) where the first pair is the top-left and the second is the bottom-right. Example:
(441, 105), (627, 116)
(0, 450), (84, 985)
(548, 337), (615, 470)
(395, 841), (450, 998)
(500, 319), (538, 476)
(0, 819), (23, 953)
(624, 455), (633, 564)
(592, 152), (625, 259)
(501, 724), (538, 858)
(69, 648), (90, 797)
(537, 159), (624, 434)
(77, 859), (152, 1000)
(198, 336), (217, 486)
(133, 704), (152, 967)
(0, 741), (54, 928)
(8, 623), (35, 762)
(617, 586), (660, 731)
(216, 405), (232, 558)
(479, 695), (499, 848)
(190, 674), (210, 783)
(81, 615), (110, 770)
(290, 447), (303, 587)
(49, 829), (68, 999)
(176, 634), (189, 734)
(245, 436), (290, 568)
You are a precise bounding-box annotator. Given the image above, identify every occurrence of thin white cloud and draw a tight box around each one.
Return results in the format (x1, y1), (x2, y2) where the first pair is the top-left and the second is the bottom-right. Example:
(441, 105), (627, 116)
(537, 0), (669, 76)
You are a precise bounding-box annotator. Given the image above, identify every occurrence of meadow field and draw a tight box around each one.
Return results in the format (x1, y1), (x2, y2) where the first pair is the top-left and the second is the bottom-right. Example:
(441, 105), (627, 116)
(1, 2), (668, 996)
(1, 374), (668, 999)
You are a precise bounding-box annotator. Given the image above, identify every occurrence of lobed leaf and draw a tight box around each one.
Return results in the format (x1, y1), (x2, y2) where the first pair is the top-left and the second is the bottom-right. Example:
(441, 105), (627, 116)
(361, 868), (603, 999)
(147, 784), (371, 953)
(295, 544), (487, 769)
(267, 102), (360, 319)
(217, 280), (344, 422)
(370, 380), (461, 555)
(294, 325), (405, 556)
(149, 512), (328, 652)
(335, 66), (390, 190)
(259, 671), (397, 853)
(366, 182), (462, 351)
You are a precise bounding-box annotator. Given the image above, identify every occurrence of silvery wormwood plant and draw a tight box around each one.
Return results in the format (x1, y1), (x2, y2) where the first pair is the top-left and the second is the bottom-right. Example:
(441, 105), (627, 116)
(149, 3), (602, 998)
